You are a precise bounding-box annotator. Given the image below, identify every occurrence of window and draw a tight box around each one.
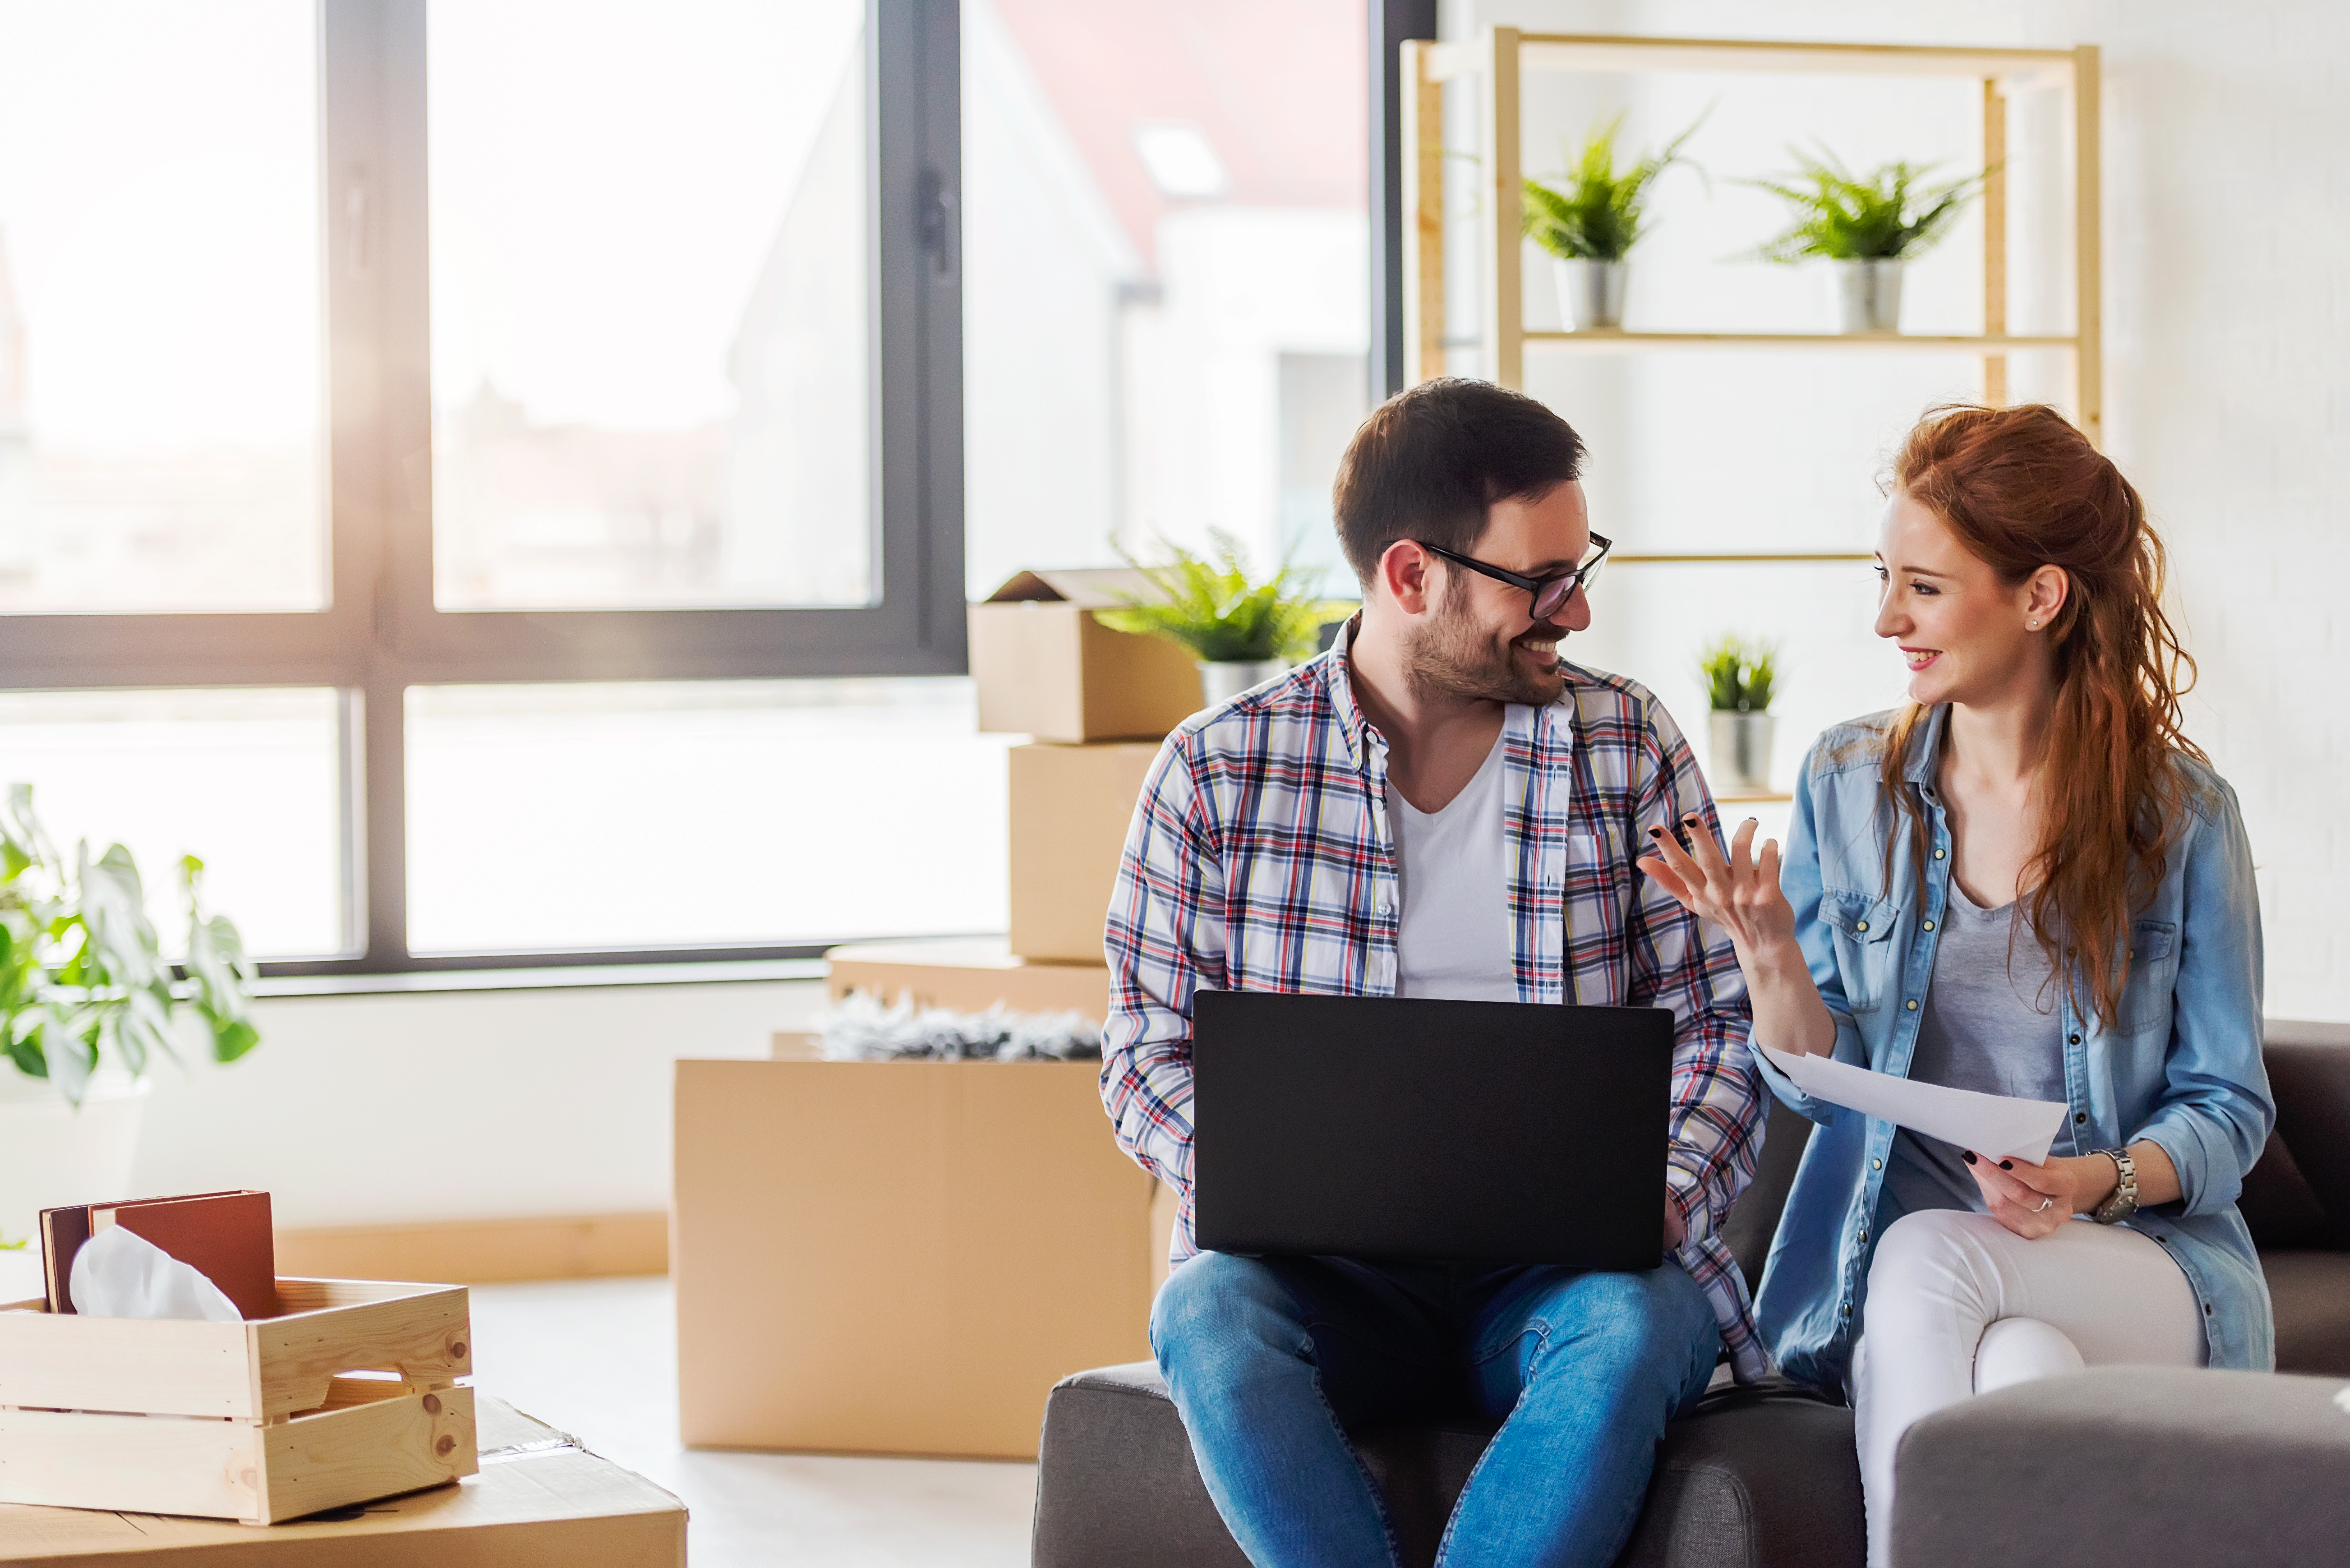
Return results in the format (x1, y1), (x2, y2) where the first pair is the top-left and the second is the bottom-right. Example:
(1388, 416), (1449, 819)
(0, 0), (966, 974)
(959, 0), (1370, 598)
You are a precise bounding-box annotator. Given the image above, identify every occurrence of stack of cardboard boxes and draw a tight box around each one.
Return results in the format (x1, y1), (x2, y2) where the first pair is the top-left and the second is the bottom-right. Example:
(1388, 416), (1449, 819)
(673, 572), (1204, 1460)
(822, 568), (1202, 1018)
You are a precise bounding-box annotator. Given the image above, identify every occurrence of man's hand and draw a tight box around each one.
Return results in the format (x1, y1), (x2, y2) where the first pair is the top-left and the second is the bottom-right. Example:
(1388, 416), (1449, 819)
(1664, 1194), (1687, 1250)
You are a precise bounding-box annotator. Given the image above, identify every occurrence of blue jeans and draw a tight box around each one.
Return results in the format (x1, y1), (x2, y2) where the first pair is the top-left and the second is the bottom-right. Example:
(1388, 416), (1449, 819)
(1150, 1252), (1720, 1568)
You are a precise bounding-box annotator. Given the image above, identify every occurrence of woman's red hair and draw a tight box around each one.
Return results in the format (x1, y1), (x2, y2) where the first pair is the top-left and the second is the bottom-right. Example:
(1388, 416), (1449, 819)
(1883, 404), (2204, 1027)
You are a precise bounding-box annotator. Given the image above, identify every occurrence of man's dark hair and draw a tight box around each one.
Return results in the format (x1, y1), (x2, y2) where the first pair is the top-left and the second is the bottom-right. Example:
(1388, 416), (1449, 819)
(1330, 378), (1586, 585)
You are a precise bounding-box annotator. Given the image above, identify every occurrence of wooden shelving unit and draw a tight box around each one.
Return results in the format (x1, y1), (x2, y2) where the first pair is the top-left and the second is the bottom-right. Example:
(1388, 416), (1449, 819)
(1400, 29), (2104, 460)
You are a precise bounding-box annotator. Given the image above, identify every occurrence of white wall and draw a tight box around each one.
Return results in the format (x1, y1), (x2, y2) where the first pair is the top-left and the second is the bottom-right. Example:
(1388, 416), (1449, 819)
(1453, 0), (2347, 1020)
(127, 978), (826, 1229)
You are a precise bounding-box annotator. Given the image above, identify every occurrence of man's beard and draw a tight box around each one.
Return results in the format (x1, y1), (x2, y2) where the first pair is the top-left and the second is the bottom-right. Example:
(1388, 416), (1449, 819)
(1402, 590), (1567, 707)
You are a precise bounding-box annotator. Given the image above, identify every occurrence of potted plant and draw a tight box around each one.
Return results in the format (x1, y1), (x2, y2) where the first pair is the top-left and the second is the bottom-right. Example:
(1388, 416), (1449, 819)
(1698, 636), (1780, 792)
(1745, 149), (1989, 333)
(0, 785), (260, 1251)
(1522, 113), (1702, 331)
(1099, 532), (1328, 708)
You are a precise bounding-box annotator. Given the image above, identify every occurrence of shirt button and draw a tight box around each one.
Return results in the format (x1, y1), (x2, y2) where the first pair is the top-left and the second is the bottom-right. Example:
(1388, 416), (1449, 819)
(1905, 999), (1919, 1011)
(2074, 1112), (2088, 1125)
(2203, 1303), (2214, 1315)
(1842, 1303), (1853, 1316)
(1871, 1158), (1883, 1171)
(2069, 1033), (2082, 1045)
(1923, 919), (1936, 931)
(1933, 848), (1946, 860)
(1855, 920), (1869, 932)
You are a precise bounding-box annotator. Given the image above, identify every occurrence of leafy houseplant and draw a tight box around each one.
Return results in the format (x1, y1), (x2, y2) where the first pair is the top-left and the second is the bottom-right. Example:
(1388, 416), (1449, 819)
(1, 785), (260, 1107)
(1745, 149), (1990, 332)
(1522, 114), (1702, 330)
(1697, 637), (1781, 792)
(1098, 532), (1327, 707)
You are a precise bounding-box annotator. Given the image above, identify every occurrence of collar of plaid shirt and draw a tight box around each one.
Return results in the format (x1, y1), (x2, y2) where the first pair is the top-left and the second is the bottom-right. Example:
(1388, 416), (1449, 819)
(1101, 630), (1773, 1381)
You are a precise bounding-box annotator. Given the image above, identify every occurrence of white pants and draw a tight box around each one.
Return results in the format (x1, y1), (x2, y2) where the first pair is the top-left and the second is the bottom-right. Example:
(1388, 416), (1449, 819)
(1852, 1209), (2205, 1567)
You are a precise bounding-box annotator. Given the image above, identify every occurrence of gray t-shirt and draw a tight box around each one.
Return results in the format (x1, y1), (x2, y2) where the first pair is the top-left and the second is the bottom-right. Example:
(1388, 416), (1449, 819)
(1881, 877), (2068, 1218)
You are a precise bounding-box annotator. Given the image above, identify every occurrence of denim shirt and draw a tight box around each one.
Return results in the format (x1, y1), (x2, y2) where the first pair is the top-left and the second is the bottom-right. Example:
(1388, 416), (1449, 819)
(1753, 705), (2276, 1390)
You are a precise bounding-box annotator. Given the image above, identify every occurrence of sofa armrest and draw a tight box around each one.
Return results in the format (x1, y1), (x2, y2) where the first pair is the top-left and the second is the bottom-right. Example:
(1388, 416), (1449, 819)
(1891, 1367), (2350, 1568)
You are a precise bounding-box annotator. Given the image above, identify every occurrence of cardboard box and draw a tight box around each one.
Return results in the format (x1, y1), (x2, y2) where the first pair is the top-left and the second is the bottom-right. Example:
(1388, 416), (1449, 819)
(673, 1058), (1154, 1458)
(826, 937), (1112, 1022)
(968, 569), (1203, 742)
(0, 1397), (685, 1566)
(1009, 741), (1159, 963)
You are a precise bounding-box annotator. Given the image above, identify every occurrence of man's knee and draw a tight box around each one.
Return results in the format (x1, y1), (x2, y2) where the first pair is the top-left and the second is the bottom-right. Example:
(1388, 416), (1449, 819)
(1523, 1264), (1715, 1379)
(1150, 1252), (1300, 1368)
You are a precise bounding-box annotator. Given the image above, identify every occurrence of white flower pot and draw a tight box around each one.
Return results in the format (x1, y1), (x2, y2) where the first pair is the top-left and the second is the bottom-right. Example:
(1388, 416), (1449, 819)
(1709, 710), (1778, 792)
(1832, 259), (1905, 334)
(0, 1073), (151, 1255)
(1551, 258), (1628, 331)
(1197, 659), (1289, 709)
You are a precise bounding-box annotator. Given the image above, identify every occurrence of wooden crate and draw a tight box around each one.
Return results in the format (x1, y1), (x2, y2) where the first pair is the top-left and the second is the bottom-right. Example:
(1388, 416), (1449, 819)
(0, 1277), (477, 1525)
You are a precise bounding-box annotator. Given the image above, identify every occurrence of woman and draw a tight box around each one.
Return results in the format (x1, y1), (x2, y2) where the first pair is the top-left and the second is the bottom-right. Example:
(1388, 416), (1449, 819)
(1640, 403), (2272, 1566)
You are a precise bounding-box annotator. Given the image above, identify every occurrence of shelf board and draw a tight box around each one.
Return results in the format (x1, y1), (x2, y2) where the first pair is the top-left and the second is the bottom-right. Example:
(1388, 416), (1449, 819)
(1426, 35), (2077, 85)
(1713, 788), (1795, 805)
(1522, 330), (2077, 353)
(1614, 552), (1871, 565)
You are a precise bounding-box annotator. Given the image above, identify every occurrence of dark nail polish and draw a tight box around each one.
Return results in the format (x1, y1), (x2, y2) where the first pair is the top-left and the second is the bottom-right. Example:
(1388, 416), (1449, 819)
(1962, 1150), (1977, 1165)
(1648, 826), (1664, 837)
(1999, 1160), (2014, 1171)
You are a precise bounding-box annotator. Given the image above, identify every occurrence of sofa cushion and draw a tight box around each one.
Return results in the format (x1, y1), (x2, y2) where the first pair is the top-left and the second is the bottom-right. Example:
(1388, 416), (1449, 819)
(1032, 1362), (1861, 1568)
(2264, 1250), (2350, 1376)
(1891, 1366), (2350, 1568)
(2265, 1031), (2350, 1248)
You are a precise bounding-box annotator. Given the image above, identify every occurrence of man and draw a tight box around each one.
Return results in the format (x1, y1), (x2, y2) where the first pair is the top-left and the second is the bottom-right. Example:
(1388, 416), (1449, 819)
(1099, 378), (1766, 1568)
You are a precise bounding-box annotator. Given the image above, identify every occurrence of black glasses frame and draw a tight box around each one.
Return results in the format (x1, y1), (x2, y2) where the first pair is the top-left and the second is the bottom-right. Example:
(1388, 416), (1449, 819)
(1421, 534), (1613, 620)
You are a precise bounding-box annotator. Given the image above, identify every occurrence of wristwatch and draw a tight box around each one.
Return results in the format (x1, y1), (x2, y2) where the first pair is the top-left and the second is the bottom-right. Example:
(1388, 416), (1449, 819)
(2090, 1147), (2139, 1224)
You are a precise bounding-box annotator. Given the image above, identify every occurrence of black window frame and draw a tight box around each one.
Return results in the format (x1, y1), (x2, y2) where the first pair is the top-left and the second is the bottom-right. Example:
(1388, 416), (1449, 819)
(0, 0), (965, 977)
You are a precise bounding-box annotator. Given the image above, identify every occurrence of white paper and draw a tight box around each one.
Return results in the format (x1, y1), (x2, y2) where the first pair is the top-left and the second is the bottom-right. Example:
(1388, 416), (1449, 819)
(67, 1223), (243, 1322)
(1758, 1043), (2067, 1165)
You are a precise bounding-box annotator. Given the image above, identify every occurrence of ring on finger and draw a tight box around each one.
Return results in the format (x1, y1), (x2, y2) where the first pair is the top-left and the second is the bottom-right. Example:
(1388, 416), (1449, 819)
(2035, 1197), (2052, 1212)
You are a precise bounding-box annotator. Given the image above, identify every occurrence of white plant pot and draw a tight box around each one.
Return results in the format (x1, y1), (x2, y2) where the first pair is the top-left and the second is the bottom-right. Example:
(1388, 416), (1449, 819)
(1832, 259), (1905, 334)
(1551, 258), (1628, 331)
(0, 1073), (150, 1256)
(1197, 659), (1289, 709)
(1709, 710), (1778, 793)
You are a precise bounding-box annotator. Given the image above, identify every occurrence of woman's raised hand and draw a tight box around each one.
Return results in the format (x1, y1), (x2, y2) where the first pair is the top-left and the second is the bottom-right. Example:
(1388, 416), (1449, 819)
(1640, 810), (1839, 1059)
(1639, 813), (1798, 959)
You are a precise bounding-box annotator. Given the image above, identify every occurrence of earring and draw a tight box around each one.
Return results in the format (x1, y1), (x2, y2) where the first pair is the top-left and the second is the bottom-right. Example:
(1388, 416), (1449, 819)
(2028, 619), (2041, 629)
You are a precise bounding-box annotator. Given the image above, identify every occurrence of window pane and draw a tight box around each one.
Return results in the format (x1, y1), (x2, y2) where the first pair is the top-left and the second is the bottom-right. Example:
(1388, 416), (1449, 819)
(0, 1), (323, 613)
(406, 681), (1011, 953)
(962, 0), (1369, 597)
(428, 0), (872, 611)
(0, 689), (346, 959)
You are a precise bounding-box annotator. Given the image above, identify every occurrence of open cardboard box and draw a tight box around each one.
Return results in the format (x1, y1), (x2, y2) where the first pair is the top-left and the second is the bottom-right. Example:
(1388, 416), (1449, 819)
(968, 569), (1202, 742)
(673, 1057), (1156, 1458)
(826, 937), (1112, 1022)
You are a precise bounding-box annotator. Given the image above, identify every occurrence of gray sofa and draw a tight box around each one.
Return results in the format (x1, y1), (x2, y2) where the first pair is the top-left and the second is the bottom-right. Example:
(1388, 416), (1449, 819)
(1031, 1033), (2350, 1566)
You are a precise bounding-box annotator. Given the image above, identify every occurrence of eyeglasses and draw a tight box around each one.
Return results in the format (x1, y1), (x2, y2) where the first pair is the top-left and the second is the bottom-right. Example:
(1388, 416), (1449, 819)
(1420, 534), (1612, 621)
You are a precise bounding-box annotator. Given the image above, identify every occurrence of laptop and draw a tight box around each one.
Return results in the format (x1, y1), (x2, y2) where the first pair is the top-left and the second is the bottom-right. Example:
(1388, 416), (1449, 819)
(1191, 990), (1672, 1270)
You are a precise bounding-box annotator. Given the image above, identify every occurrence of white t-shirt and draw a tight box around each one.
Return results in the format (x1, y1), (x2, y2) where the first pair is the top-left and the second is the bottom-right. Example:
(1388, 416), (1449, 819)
(1387, 716), (1519, 1002)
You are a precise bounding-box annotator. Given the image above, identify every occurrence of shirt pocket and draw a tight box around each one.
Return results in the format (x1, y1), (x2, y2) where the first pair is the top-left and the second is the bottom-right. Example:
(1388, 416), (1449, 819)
(2117, 918), (2179, 1036)
(1822, 887), (1899, 1013)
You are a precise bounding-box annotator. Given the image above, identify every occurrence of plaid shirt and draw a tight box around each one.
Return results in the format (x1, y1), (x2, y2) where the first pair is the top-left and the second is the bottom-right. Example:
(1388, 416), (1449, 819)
(1100, 636), (1771, 1381)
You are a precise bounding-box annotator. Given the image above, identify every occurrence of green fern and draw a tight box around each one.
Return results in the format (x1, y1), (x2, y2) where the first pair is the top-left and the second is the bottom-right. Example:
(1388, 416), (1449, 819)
(1096, 533), (1328, 664)
(1521, 113), (1704, 264)
(1698, 635), (1779, 712)
(1743, 148), (1988, 263)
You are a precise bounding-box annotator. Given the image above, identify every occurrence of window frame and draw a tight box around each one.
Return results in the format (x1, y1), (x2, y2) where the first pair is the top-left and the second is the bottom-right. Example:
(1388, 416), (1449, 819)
(0, 0), (967, 976)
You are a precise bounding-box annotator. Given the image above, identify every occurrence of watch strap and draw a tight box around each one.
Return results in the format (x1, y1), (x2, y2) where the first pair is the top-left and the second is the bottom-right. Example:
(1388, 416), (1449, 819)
(2090, 1146), (2139, 1224)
